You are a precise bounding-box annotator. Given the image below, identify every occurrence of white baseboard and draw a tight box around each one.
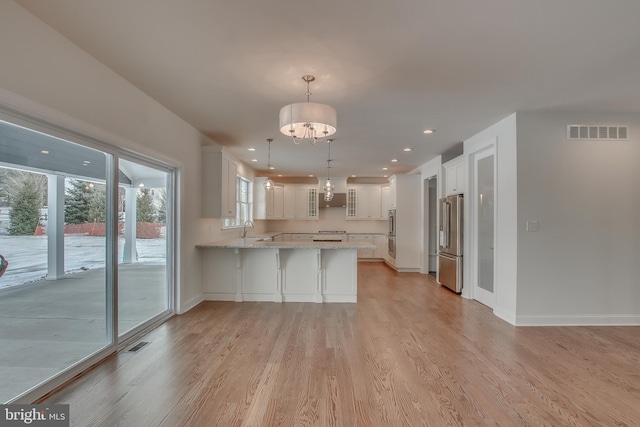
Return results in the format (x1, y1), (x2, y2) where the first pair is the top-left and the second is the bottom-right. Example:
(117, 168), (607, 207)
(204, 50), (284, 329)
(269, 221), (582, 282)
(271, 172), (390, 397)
(282, 294), (316, 302)
(396, 267), (421, 273)
(515, 314), (640, 326)
(493, 308), (516, 325)
(202, 292), (236, 301)
(322, 295), (357, 303)
(238, 294), (275, 302)
(178, 294), (204, 314)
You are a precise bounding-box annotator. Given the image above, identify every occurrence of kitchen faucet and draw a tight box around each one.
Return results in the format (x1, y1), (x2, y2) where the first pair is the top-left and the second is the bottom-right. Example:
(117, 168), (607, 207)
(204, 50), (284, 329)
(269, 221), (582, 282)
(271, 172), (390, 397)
(242, 220), (254, 238)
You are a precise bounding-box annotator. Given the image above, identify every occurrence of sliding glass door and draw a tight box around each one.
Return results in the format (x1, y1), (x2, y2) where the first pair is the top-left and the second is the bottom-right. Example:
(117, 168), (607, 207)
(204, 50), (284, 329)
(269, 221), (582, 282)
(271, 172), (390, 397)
(0, 120), (112, 402)
(117, 158), (172, 337)
(0, 118), (174, 403)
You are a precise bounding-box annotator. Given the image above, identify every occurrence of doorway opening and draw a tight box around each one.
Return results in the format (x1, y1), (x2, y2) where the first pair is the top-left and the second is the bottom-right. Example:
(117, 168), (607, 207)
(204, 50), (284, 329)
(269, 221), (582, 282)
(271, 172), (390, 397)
(423, 175), (438, 276)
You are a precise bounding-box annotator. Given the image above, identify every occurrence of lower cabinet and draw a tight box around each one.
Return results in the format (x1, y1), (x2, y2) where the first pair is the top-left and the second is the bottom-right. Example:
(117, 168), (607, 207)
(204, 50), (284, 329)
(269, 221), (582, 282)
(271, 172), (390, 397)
(347, 234), (375, 258)
(373, 234), (388, 260)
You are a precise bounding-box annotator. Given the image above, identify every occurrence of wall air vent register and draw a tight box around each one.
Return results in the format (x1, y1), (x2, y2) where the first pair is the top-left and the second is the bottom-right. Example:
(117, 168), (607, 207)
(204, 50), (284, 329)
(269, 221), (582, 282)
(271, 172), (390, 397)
(567, 125), (628, 141)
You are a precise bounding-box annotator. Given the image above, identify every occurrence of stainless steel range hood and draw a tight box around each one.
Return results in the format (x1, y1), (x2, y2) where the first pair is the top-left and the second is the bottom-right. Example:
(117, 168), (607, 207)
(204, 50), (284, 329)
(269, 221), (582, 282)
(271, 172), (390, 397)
(319, 193), (346, 208)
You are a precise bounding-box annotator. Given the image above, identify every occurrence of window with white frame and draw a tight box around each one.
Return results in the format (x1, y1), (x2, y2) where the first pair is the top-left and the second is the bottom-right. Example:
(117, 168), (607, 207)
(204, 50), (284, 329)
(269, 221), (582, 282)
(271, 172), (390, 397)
(223, 175), (253, 228)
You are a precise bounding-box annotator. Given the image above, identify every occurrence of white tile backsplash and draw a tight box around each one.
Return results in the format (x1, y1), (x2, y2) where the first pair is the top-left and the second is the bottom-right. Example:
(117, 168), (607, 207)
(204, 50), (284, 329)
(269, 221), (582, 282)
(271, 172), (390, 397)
(264, 208), (387, 234)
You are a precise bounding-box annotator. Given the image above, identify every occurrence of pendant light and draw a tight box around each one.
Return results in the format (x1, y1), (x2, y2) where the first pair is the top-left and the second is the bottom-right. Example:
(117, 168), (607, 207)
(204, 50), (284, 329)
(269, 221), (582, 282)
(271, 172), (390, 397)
(323, 139), (334, 201)
(279, 75), (337, 145)
(264, 138), (275, 191)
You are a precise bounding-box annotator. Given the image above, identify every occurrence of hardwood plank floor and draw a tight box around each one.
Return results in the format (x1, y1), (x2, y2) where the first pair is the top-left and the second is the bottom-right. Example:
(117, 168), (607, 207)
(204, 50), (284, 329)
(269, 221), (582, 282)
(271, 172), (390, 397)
(42, 263), (640, 426)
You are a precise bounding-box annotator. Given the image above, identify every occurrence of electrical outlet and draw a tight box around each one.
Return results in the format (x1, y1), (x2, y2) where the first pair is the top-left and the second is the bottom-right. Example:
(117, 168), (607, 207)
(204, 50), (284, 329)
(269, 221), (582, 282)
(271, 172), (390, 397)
(526, 221), (539, 232)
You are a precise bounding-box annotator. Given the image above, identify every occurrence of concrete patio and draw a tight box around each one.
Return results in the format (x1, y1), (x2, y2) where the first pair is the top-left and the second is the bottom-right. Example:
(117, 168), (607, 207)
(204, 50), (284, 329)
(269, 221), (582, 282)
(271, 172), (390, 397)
(0, 263), (168, 403)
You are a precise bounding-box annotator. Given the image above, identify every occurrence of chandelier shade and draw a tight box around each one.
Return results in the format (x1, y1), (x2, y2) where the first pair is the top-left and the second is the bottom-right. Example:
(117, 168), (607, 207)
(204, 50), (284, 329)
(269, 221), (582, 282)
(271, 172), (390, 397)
(279, 75), (337, 144)
(279, 102), (337, 141)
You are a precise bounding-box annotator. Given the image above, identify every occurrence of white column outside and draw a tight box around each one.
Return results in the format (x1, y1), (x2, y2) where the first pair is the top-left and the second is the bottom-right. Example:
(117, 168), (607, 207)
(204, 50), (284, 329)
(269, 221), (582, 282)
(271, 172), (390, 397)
(124, 186), (137, 263)
(47, 174), (65, 280)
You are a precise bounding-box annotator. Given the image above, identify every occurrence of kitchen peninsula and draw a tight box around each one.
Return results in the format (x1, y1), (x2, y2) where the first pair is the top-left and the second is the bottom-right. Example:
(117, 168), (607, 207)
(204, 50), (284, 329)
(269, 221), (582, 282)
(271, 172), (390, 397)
(197, 235), (376, 303)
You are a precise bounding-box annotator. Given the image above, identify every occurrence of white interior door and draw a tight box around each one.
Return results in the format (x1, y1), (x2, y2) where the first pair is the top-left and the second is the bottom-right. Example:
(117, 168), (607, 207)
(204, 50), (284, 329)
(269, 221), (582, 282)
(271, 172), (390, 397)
(473, 147), (495, 307)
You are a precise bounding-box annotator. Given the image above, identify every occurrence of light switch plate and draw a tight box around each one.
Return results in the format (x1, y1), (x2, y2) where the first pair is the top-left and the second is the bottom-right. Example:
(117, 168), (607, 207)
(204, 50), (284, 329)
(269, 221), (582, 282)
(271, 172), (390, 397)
(526, 221), (539, 232)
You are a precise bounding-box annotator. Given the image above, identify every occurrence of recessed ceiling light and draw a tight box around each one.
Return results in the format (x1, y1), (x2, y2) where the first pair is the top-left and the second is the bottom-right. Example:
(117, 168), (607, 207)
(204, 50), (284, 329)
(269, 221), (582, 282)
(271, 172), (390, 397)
(269, 166), (275, 170)
(83, 160), (91, 164)
(251, 159), (258, 162)
(423, 129), (435, 134)
(383, 175), (388, 178)
(351, 175), (356, 177)
(403, 147), (412, 152)
(277, 174), (283, 177)
(138, 183), (145, 188)
(382, 167), (388, 170)
(40, 150), (49, 154)
(391, 159), (398, 163)
(247, 148), (256, 151)
(309, 174), (314, 177)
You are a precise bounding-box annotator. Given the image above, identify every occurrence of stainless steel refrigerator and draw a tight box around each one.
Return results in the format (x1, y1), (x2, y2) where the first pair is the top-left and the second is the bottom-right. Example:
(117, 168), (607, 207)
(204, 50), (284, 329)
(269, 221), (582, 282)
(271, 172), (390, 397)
(438, 195), (463, 293)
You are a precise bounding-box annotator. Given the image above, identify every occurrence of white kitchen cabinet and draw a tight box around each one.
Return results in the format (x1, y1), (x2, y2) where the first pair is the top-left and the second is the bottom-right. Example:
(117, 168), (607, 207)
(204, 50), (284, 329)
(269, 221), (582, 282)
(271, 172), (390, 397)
(254, 179), (284, 219)
(346, 188), (357, 218)
(255, 183), (318, 221)
(202, 147), (237, 219)
(381, 185), (390, 216)
(348, 234), (374, 258)
(388, 176), (397, 209)
(283, 185), (318, 219)
(374, 234), (388, 260)
(444, 156), (466, 196)
(347, 185), (384, 220)
(308, 188), (318, 218)
(389, 174), (421, 271)
(269, 185), (285, 218)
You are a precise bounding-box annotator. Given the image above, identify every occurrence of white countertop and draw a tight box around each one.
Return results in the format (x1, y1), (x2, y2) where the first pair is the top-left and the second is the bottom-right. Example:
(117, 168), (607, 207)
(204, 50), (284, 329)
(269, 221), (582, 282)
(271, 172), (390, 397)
(197, 237), (376, 250)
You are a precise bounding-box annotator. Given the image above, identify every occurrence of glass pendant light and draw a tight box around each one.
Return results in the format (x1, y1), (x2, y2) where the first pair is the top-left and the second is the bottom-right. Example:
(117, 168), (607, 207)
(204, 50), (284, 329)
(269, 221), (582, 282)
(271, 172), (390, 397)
(264, 138), (275, 191)
(323, 139), (334, 201)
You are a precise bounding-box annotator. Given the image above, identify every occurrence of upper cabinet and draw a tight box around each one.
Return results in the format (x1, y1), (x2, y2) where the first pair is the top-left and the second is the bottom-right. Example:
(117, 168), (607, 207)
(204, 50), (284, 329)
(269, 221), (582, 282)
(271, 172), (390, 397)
(287, 186), (317, 219)
(388, 176), (397, 209)
(255, 181), (317, 220)
(346, 184), (386, 220)
(254, 178), (284, 219)
(202, 147), (237, 218)
(443, 156), (466, 196)
(381, 185), (390, 214)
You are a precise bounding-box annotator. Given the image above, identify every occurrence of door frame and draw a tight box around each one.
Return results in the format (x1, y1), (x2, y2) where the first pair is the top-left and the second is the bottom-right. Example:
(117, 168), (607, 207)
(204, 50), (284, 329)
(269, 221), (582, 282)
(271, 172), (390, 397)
(468, 145), (497, 308)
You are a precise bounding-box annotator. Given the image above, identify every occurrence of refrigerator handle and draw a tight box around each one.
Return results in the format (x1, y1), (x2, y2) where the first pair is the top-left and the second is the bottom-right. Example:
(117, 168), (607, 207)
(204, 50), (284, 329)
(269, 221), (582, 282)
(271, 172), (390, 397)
(442, 201), (449, 248)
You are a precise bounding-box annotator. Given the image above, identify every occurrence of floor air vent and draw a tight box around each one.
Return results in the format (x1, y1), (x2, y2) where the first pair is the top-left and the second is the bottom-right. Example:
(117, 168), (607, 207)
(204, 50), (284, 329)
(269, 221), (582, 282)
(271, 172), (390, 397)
(128, 341), (150, 352)
(567, 125), (629, 141)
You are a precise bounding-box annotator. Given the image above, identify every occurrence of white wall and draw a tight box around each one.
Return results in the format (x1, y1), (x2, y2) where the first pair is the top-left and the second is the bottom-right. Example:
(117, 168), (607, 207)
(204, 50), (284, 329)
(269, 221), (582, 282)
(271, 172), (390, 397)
(464, 114), (518, 324)
(515, 111), (640, 325)
(0, 1), (209, 313)
(199, 150), (268, 241)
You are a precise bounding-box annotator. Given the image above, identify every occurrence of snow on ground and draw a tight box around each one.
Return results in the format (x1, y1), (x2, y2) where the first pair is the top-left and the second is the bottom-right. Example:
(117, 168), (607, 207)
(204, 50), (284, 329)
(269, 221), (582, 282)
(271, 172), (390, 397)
(0, 235), (166, 289)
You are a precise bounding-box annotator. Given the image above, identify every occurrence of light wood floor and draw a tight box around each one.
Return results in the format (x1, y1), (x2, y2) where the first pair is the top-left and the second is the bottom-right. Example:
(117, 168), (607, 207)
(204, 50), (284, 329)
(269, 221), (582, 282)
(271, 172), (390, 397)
(43, 263), (640, 426)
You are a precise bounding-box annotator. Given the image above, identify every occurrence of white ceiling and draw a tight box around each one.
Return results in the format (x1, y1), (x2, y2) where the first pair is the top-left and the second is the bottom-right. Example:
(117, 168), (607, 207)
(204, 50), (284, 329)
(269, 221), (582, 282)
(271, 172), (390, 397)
(16, 0), (640, 179)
